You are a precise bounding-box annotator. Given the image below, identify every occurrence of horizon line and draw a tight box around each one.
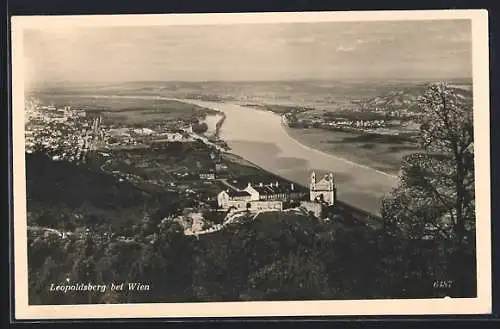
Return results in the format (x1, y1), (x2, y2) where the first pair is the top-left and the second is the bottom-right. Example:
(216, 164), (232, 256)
(26, 76), (473, 87)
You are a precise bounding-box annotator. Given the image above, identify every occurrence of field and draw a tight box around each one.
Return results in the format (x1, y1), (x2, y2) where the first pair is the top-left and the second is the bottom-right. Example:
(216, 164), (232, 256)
(242, 104), (315, 115)
(284, 127), (420, 175)
(106, 142), (227, 199)
(30, 93), (219, 125)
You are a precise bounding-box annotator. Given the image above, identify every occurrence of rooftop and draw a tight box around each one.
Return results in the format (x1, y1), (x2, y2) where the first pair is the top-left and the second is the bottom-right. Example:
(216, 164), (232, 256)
(227, 190), (251, 198)
(248, 182), (297, 195)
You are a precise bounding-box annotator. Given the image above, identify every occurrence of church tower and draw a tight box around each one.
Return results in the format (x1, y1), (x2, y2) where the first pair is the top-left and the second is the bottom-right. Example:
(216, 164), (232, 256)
(328, 172), (334, 190)
(310, 171), (316, 190)
(309, 171), (336, 206)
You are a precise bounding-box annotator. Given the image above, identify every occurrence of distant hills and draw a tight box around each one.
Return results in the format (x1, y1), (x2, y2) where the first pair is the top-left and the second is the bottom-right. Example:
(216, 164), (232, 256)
(363, 83), (472, 111)
(366, 88), (425, 110)
(29, 78), (472, 94)
(28, 79), (473, 112)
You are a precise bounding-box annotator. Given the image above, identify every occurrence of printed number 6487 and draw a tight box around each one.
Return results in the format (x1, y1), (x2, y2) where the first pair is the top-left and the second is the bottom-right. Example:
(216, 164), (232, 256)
(433, 280), (453, 289)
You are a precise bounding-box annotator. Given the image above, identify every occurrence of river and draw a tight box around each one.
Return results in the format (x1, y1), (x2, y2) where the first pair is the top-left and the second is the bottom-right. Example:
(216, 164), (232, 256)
(176, 99), (399, 215)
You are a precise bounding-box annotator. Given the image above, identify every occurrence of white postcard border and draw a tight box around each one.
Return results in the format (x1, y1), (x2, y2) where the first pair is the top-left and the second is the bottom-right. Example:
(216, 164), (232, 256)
(11, 9), (491, 319)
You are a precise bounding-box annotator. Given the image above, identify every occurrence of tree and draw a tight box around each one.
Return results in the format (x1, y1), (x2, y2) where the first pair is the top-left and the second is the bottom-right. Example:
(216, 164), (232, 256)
(381, 153), (457, 241)
(420, 83), (474, 246)
(381, 83), (475, 296)
(133, 220), (194, 303)
(383, 83), (474, 242)
(192, 122), (208, 134)
(36, 211), (55, 228)
(244, 252), (332, 301)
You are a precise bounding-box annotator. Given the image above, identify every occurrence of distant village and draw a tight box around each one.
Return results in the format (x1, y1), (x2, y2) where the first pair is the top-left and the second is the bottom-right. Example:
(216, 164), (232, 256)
(283, 103), (423, 137)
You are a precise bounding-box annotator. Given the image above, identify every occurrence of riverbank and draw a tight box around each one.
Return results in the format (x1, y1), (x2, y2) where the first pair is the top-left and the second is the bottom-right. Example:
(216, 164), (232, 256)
(218, 101), (409, 176)
(282, 123), (418, 176)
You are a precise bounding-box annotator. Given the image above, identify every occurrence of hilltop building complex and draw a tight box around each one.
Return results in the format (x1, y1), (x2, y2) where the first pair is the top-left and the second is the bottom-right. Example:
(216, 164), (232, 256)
(217, 171), (337, 215)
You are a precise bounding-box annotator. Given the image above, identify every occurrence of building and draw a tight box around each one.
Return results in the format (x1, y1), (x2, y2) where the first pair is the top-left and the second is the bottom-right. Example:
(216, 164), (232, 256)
(309, 171), (337, 206)
(215, 163), (228, 173)
(216, 189), (283, 212)
(155, 129), (194, 142)
(199, 170), (216, 180)
(217, 189), (252, 210)
(133, 128), (155, 136)
(243, 181), (304, 202)
(297, 171), (338, 219)
(300, 201), (325, 218)
(216, 180), (306, 212)
(249, 200), (283, 211)
(214, 171), (338, 218)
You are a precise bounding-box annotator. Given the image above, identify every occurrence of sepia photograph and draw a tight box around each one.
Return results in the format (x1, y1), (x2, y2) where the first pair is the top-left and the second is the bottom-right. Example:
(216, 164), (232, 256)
(11, 10), (491, 319)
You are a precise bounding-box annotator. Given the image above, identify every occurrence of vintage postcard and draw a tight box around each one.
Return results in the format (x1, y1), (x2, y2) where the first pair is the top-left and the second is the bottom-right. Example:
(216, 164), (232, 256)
(10, 10), (491, 319)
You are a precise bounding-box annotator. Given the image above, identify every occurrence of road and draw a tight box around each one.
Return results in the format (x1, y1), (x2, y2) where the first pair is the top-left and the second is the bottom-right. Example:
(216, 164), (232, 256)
(217, 178), (241, 191)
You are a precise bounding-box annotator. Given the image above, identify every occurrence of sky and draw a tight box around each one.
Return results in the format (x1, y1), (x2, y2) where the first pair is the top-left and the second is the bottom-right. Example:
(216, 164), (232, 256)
(22, 19), (472, 86)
